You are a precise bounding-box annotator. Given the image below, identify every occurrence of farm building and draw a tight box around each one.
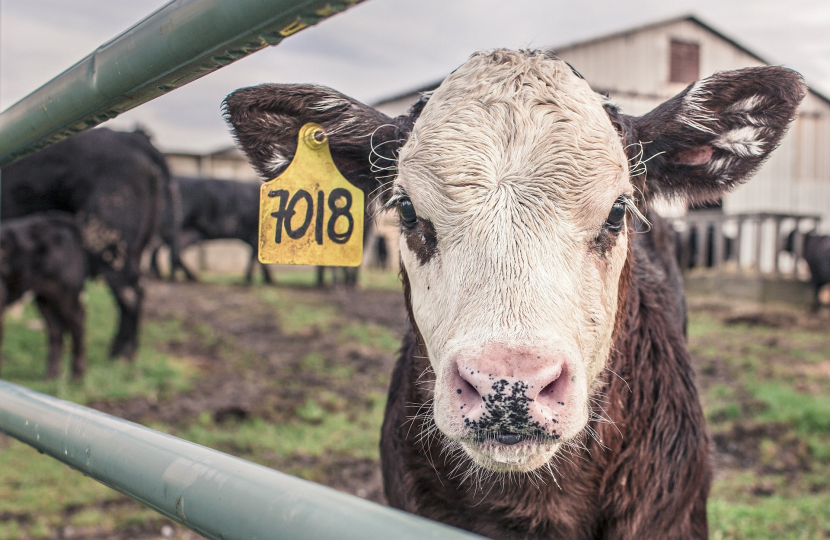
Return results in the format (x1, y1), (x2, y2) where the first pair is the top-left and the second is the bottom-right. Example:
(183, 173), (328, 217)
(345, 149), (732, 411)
(376, 15), (830, 225)
(374, 15), (830, 291)
(166, 145), (259, 182)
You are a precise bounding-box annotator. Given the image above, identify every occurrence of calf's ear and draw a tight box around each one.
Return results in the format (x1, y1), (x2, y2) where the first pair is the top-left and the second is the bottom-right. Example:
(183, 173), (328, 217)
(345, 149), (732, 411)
(613, 66), (806, 204)
(223, 84), (422, 194)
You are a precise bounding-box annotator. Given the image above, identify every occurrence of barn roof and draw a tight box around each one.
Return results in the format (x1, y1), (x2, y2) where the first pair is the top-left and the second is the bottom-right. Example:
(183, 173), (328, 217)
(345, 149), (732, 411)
(373, 15), (830, 109)
(552, 15), (768, 65)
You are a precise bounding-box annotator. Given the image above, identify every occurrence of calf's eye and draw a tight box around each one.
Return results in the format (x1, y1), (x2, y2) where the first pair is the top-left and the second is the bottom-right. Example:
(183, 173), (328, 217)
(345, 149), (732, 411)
(605, 199), (627, 231)
(399, 198), (418, 229)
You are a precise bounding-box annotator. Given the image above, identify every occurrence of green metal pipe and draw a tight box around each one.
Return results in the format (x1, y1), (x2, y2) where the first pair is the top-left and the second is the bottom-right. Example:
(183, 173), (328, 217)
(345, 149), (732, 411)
(0, 380), (485, 540)
(0, 0), (365, 166)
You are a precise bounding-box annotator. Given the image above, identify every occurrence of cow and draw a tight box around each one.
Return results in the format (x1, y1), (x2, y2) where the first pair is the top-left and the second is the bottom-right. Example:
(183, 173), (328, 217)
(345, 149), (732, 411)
(149, 176), (272, 285)
(0, 212), (87, 379)
(785, 230), (830, 311)
(1, 128), (175, 359)
(315, 266), (359, 288)
(224, 50), (805, 539)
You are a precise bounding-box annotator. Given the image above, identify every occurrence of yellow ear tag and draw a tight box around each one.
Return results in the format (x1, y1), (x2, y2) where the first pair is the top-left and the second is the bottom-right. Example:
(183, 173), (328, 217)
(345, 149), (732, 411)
(258, 123), (364, 266)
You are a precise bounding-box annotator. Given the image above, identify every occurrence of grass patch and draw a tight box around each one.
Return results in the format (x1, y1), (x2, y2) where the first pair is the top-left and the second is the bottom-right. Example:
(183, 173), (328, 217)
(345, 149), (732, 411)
(0, 281), (204, 538)
(258, 288), (336, 335)
(709, 492), (830, 540)
(1, 281), (198, 404)
(167, 394), (386, 477)
(1, 276), (400, 538)
(0, 436), (122, 539)
(751, 383), (830, 435)
(339, 322), (400, 353)
(688, 304), (830, 539)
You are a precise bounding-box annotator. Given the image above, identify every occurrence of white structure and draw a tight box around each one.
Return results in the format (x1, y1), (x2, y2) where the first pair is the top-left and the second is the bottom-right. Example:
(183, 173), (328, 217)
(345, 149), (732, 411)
(375, 15), (830, 234)
(166, 146), (259, 182)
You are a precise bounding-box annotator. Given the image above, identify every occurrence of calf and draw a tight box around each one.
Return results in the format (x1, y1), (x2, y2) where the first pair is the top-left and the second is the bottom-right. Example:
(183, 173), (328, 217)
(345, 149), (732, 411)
(149, 176), (272, 285)
(0, 212), (87, 379)
(225, 50), (804, 539)
(785, 230), (830, 310)
(1, 128), (176, 359)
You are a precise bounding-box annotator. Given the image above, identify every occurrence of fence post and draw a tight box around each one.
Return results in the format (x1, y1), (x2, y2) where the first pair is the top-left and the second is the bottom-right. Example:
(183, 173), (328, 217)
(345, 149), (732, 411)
(773, 216), (783, 276)
(753, 217), (764, 272)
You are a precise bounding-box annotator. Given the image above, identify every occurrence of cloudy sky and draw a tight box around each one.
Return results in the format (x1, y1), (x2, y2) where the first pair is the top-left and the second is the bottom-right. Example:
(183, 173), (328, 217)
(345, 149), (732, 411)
(2, 0), (828, 153)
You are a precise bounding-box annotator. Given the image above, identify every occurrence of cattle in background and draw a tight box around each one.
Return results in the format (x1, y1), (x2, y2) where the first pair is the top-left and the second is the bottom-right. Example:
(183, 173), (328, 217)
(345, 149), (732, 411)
(226, 50), (804, 539)
(1, 128), (176, 359)
(0, 213), (87, 379)
(677, 223), (735, 270)
(314, 231), (392, 289)
(149, 177), (272, 285)
(374, 235), (389, 270)
(315, 266), (359, 288)
(785, 230), (830, 310)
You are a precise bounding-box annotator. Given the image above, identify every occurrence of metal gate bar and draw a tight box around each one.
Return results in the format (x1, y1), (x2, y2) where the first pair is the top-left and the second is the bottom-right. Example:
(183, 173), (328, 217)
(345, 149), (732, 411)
(0, 380), (482, 540)
(0, 0), (364, 166)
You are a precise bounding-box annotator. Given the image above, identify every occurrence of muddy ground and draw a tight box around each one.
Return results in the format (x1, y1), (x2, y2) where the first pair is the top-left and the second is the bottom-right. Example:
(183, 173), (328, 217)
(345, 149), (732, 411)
(5, 276), (829, 539)
(115, 281), (830, 505)
(93, 280), (409, 507)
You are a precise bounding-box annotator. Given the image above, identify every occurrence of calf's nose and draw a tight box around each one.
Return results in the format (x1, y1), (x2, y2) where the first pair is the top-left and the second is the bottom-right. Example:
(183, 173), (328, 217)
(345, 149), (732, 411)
(449, 346), (576, 438)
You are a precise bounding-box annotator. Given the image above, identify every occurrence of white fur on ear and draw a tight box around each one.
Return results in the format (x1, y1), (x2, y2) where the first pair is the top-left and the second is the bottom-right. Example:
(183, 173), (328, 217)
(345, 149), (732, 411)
(678, 81), (717, 135)
(266, 151), (289, 172)
(725, 94), (766, 113)
(713, 126), (766, 157)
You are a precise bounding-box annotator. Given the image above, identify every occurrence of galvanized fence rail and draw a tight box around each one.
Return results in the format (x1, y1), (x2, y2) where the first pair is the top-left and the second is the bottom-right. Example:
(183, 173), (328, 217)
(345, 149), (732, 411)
(0, 1), (483, 538)
(0, 380), (481, 540)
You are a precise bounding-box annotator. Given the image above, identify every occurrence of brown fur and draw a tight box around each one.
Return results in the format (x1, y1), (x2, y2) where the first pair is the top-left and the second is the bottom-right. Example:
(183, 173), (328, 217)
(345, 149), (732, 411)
(382, 213), (710, 539)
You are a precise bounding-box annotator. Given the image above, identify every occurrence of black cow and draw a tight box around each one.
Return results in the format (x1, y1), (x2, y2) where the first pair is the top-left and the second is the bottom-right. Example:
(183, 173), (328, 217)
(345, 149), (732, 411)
(1, 128), (176, 359)
(785, 230), (830, 310)
(149, 176), (272, 285)
(315, 232), (388, 287)
(0, 213), (87, 379)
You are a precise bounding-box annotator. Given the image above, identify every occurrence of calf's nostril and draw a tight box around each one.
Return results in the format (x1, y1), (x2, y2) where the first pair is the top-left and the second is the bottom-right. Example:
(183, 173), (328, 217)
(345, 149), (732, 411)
(456, 366), (481, 398)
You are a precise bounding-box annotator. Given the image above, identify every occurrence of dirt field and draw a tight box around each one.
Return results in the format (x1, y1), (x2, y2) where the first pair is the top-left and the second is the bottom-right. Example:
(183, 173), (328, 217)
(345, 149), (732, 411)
(1, 271), (829, 539)
(104, 278), (408, 503)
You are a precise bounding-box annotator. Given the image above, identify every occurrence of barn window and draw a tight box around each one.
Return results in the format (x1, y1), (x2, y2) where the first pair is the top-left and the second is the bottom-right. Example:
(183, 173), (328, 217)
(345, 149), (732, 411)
(669, 40), (700, 84)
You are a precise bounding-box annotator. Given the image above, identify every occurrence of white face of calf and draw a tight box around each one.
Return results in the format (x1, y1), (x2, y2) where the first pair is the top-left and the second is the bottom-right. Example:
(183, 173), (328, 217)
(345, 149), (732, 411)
(392, 51), (631, 471)
(225, 49), (805, 474)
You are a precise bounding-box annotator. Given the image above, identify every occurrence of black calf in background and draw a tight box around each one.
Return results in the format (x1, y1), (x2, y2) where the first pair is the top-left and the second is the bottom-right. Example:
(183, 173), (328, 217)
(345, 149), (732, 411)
(1, 128), (176, 359)
(0, 213), (87, 379)
(149, 177), (272, 285)
(785, 230), (830, 311)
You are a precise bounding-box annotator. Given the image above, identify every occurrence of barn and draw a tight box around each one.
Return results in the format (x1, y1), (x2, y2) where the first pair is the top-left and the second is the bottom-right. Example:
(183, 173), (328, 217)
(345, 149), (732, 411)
(374, 15), (830, 296)
(377, 15), (830, 225)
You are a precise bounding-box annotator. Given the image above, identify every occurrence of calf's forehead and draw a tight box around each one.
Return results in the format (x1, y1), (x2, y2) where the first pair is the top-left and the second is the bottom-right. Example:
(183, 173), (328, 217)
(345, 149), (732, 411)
(397, 50), (629, 225)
